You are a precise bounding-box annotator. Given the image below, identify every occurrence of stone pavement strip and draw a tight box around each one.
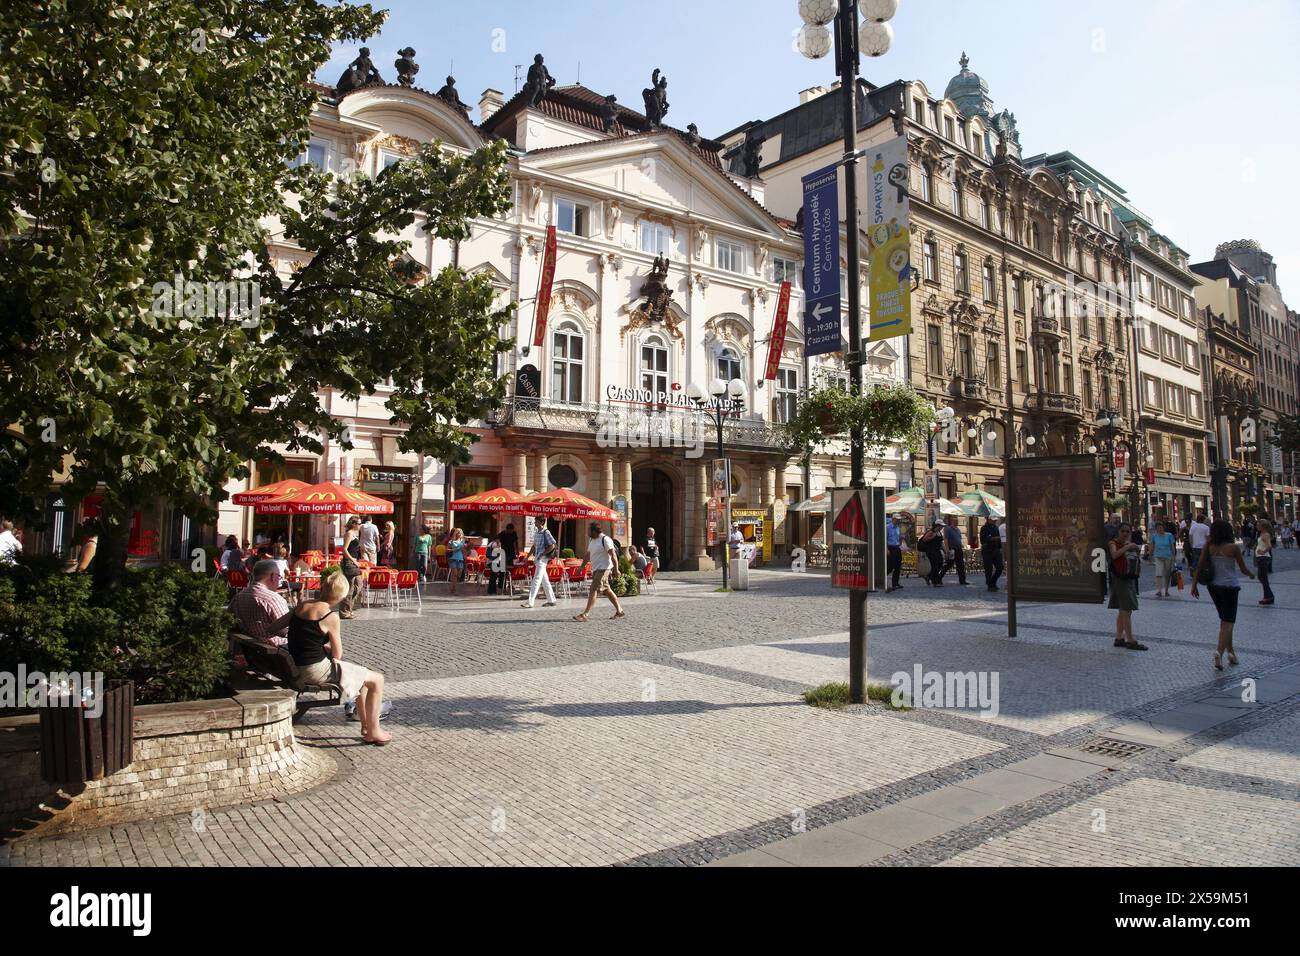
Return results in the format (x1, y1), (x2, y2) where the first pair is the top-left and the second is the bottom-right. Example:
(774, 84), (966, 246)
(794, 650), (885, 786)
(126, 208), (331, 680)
(2, 554), (1297, 867)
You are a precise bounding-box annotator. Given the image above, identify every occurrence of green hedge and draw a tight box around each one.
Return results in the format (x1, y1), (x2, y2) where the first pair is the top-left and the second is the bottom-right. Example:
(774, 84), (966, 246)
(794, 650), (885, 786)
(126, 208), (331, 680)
(0, 559), (234, 705)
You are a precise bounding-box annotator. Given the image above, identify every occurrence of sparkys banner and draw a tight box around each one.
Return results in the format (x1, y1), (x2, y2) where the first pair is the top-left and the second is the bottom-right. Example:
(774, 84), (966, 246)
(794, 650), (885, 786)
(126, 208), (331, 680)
(867, 136), (913, 342)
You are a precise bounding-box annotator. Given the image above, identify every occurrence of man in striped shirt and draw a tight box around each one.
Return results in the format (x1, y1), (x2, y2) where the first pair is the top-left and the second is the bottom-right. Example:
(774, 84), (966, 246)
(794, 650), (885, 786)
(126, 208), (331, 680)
(230, 560), (292, 647)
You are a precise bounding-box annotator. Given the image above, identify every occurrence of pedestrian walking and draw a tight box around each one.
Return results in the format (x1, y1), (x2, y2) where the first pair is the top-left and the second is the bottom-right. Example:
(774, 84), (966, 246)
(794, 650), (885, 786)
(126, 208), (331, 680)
(1279, 521), (1293, 550)
(1149, 520), (1176, 598)
(339, 517), (363, 619)
(573, 522), (624, 621)
(520, 520), (558, 608)
(1255, 520), (1275, 606)
(377, 520), (397, 567)
(941, 515), (968, 586)
(885, 513), (903, 591)
(414, 524), (433, 582)
(1186, 513), (1210, 574)
(1190, 519), (1255, 670)
(445, 527), (469, 595)
(919, 523), (947, 587)
(979, 514), (1003, 592)
(1241, 515), (1257, 557)
(358, 515), (379, 565)
(1107, 522), (1146, 650)
(485, 534), (507, 596)
(500, 522), (519, 568)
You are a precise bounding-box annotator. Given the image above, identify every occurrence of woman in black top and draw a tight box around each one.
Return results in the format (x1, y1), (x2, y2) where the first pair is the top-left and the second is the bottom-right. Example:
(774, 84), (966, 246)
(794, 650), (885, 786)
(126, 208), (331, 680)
(919, 523), (948, 587)
(289, 570), (391, 745)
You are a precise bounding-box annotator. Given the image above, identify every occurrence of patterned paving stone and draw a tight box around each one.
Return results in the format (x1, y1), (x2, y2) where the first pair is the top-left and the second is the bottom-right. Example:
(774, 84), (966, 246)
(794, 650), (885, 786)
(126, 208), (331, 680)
(939, 778), (1300, 867)
(1177, 708), (1300, 786)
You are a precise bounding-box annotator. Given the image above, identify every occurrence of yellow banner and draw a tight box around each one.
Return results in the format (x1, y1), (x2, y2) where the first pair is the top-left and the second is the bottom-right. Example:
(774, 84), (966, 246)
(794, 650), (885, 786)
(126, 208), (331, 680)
(866, 137), (913, 342)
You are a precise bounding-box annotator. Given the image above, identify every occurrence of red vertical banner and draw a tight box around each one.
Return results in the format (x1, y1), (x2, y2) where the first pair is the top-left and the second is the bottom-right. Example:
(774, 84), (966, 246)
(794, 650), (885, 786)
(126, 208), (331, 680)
(532, 225), (558, 348)
(763, 281), (792, 380)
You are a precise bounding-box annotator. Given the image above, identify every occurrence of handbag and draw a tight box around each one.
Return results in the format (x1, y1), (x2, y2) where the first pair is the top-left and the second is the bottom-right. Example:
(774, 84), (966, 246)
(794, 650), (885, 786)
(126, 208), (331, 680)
(1195, 552), (1215, 587)
(916, 553), (931, 577)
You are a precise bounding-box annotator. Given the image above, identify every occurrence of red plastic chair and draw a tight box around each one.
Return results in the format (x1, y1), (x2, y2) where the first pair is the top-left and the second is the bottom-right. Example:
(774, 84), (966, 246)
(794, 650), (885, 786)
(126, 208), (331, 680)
(508, 564), (532, 597)
(363, 569), (393, 608)
(394, 569), (422, 610)
(433, 554), (450, 583)
(547, 561), (570, 600)
(639, 562), (658, 594)
(225, 570), (249, 591)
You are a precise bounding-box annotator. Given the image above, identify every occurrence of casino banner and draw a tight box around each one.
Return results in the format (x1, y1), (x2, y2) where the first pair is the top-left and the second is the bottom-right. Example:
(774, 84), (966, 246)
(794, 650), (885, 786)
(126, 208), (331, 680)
(532, 225), (557, 348)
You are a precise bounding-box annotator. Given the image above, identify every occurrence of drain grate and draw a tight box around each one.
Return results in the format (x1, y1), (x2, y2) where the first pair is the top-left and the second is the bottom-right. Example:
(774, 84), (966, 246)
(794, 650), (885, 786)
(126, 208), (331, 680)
(1077, 737), (1152, 760)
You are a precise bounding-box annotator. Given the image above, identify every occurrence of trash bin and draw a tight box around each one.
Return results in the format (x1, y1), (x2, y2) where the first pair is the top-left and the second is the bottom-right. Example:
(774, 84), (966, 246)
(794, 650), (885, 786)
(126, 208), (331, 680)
(39, 680), (134, 784)
(730, 557), (749, 590)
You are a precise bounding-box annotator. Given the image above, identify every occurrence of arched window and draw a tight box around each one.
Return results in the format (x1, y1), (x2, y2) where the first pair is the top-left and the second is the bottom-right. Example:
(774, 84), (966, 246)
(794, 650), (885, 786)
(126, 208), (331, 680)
(716, 346), (742, 384)
(982, 423), (1004, 458)
(640, 335), (669, 396)
(551, 321), (585, 404)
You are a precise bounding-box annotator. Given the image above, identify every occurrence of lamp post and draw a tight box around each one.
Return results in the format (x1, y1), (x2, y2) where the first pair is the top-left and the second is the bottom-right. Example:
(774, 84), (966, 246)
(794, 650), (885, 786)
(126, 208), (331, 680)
(1089, 409), (1124, 498)
(688, 378), (746, 590)
(796, 0), (898, 704)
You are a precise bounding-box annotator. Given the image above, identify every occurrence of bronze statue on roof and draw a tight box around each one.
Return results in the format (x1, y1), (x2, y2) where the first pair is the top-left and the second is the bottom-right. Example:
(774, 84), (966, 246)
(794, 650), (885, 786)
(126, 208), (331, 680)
(395, 48), (419, 87)
(336, 47), (382, 94)
(522, 54), (556, 107)
(436, 75), (469, 112)
(642, 69), (669, 127)
(599, 94), (619, 132)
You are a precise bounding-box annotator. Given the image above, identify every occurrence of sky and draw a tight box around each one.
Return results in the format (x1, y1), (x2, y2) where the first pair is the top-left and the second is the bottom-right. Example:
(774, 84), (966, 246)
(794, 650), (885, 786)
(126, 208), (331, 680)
(319, 0), (1300, 296)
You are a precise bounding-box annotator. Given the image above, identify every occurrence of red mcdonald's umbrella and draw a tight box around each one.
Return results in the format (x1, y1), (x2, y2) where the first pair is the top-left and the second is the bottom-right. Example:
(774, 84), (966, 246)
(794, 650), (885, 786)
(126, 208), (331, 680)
(258, 481), (394, 515)
(521, 488), (617, 521)
(448, 487), (531, 514)
(231, 478), (310, 505)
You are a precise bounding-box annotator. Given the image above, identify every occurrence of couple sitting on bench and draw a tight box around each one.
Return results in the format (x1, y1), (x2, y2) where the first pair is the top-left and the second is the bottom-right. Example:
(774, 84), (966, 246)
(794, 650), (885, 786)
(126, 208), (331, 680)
(231, 561), (393, 746)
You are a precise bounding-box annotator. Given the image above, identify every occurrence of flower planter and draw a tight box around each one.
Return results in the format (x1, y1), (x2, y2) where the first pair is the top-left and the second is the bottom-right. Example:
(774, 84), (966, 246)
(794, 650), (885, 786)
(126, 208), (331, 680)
(818, 406), (838, 435)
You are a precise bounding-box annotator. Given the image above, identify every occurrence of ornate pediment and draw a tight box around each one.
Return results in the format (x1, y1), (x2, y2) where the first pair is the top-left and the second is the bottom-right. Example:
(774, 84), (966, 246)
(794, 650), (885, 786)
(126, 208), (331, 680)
(703, 313), (751, 349)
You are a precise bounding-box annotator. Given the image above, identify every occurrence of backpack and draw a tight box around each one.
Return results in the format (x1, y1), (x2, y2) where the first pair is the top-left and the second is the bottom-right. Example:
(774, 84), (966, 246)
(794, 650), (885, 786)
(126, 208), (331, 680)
(606, 535), (623, 565)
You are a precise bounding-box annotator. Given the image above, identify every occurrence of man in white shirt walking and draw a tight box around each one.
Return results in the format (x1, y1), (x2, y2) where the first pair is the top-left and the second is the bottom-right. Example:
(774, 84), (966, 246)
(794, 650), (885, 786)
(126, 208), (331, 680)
(574, 522), (624, 622)
(1187, 513), (1211, 571)
(358, 516), (379, 564)
(520, 520), (558, 609)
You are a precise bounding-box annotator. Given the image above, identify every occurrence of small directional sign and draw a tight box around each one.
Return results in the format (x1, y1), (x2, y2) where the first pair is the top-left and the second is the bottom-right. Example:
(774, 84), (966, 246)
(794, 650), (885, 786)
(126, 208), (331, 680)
(802, 163), (842, 357)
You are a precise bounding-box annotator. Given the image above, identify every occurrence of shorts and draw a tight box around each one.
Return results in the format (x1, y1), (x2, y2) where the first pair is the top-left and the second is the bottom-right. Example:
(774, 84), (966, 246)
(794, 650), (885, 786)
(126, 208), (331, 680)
(1207, 585), (1240, 624)
(591, 568), (614, 594)
(1153, 557), (1173, 580)
(297, 657), (371, 703)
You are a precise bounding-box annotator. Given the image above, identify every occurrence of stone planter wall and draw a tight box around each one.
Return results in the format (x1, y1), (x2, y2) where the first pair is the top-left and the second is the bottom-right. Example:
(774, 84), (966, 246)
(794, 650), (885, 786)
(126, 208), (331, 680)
(0, 690), (334, 837)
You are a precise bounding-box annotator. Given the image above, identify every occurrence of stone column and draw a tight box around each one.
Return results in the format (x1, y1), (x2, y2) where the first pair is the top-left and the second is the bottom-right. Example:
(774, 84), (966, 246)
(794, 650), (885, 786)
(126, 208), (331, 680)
(620, 458), (633, 545)
(678, 458), (715, 570)
(762, 464), (776, 506)
(535, 452), (549, 492)
(514, 451), (528, 494)
(602, 456), (614, 504)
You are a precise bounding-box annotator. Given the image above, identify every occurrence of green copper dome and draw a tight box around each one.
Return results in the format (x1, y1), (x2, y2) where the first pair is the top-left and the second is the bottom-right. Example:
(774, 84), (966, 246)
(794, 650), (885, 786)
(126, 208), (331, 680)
(944, 52), (994, 120)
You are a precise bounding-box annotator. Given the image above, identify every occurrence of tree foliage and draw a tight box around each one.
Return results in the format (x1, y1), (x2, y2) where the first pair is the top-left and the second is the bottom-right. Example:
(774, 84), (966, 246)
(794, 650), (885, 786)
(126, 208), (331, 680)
(0, 1), (514, 583)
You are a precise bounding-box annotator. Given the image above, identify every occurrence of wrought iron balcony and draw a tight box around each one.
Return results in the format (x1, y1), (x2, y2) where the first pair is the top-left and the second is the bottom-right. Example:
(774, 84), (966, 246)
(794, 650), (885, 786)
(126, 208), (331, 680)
(492, 396), (789, 451)
(1025, 390), (1083, 415)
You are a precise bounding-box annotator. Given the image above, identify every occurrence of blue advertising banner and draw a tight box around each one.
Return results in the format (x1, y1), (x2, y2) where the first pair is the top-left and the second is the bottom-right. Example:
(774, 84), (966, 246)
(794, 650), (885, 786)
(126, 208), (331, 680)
(802, 163), (842, 357)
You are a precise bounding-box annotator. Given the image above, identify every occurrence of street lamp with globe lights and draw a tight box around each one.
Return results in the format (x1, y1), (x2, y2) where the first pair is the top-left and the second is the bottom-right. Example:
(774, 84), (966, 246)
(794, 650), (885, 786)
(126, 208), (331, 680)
(688, 377), (746, 590)
(794, 0), (901, 705)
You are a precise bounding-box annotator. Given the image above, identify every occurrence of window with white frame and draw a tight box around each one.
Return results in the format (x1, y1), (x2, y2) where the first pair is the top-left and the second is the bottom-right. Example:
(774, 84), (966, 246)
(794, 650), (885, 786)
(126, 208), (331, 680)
(1164, 382), (1183, 415)
(923, 239), (937, 282)
(920, 165), (932, 203)
(1143, 376), (1161, 409)
(555, 198), (589, 237)
(380, 150), (403, 172)
(551, 322), (585, 403)
(715, 238), (744, 273)
(1187, 390), (1203, 422)
(716, 346), (742, 384)
(979, 196), (990, 229)
(1183, 338), (1199, 369)
(1170, 438), (1185, 472)
(289, 141), (329, 170)
(953, 250), (969, 292)
(640, 336), (669, 395)
(775, 367), (799, 423)
(772, 255), (798, 286)
(639, 221), (673, 256)
(950, 180), (962, 215)
(982, 262), (996, 302)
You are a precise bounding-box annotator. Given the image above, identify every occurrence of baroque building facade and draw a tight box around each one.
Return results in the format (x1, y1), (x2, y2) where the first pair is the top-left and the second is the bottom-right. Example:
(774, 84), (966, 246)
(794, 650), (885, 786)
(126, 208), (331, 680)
(218, 61), (911, 567)
(730, 57), (1135, 510)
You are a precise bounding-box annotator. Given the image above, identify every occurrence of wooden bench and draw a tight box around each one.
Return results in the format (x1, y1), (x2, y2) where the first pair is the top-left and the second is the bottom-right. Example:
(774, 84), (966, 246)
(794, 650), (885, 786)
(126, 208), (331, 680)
(228, 632), (343, 722)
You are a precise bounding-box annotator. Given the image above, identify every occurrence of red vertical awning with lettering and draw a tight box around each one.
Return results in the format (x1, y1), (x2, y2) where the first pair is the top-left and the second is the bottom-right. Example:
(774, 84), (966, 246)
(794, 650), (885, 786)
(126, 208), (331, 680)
(532, 225), (558, 348)
(763, 281), (793, 381)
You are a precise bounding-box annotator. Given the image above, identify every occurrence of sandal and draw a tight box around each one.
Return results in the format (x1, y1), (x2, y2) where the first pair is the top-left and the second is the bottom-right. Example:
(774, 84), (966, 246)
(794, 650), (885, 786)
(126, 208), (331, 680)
(572, 614), (589, 622)
(1123, 641), (1149, 651)
(1113, 638), (1126, 647)
(611, 611), (625, 619)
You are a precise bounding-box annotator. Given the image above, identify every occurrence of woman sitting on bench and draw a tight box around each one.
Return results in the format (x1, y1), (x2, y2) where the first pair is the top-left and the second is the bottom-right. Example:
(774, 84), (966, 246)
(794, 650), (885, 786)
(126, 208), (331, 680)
(288, 570), (392, 747)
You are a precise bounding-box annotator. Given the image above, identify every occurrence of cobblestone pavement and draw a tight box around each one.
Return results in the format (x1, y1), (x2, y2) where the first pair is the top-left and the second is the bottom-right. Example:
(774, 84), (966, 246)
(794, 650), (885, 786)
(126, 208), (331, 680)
(3, 550), (1296, 867)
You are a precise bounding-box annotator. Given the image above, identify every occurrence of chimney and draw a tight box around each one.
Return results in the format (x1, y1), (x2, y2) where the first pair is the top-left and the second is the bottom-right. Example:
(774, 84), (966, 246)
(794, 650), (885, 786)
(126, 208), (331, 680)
(479, 88), (505, 124)
(799, 86), (829, 105)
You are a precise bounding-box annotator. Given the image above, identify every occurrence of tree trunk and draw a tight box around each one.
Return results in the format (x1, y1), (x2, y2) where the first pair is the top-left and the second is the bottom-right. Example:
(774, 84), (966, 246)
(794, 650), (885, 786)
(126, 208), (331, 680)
(91, 517), (130, 593)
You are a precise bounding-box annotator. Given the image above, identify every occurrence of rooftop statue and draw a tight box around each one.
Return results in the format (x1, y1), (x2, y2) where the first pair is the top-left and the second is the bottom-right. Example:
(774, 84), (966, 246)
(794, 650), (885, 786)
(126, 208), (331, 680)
(336, 47), (382, 94)
(642, 69), (669, 127)
(395, 48), (419, 87)
(522, 54), (556, 107)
